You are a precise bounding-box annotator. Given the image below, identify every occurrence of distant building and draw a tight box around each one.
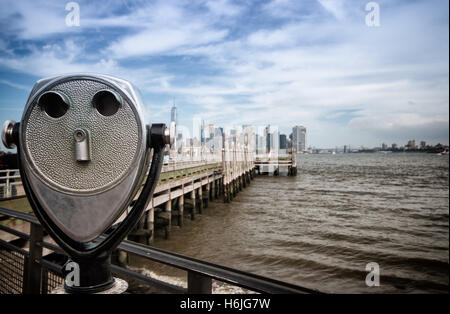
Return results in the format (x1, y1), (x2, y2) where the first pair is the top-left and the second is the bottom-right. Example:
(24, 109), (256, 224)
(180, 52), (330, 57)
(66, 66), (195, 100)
(214, 127), (223, 138)
(265, 125), (271, 153)
(420, 141), (426, 149)
(200, 120), (206, 144)
(343, 145), (348, 153)
(170, 103), (178, 150)
(287, 138), (292, 149)
(292, 126), (306, 152)
(392, 143), (398, 150)
(208, 124), (215, 139)
(170, 103), (177, 124)
(382, 143), (388, 150)
(407, 140), (416, 149)
(279, 134), (287, 149)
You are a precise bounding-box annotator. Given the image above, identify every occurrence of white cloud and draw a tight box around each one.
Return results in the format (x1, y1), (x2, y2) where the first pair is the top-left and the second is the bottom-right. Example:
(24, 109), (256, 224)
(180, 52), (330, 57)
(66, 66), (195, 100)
(0, 0), (448, 147)
(205, 0), (242, 17)
(317, 0), (347, 21)
(108, 24), (228, 58)
(0, 79), (30, 91)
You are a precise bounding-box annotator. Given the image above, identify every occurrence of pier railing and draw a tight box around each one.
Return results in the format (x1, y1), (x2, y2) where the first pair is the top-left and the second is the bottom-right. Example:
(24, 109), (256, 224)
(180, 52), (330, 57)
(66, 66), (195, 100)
(0, 170), (24, 199)
(0, 207), (316, 294)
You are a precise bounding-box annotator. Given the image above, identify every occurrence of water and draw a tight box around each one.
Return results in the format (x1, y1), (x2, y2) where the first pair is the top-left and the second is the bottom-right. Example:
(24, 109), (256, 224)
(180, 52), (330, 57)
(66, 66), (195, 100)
(131, 153), (449, 293)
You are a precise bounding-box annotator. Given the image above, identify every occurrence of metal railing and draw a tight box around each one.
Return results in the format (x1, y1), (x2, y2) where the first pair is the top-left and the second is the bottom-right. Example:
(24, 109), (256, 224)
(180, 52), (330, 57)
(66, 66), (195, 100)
(0, 207), (318, 294)
(0, 170), (24, 199)
(161, 160), (220, 173)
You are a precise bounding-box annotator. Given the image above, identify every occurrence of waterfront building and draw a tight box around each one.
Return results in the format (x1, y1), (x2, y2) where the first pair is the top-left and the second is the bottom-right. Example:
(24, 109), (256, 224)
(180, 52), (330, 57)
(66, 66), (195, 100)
(200, 120), (206, 144)
(292, 126), (306, 152)
(420, 141), (426, 149)
(208, 124), (215, 139)
(214, 127), (223, 138)
(407, 140), (416, 149)
(279, 134), (287, 150)
(265, 125), (271, 153)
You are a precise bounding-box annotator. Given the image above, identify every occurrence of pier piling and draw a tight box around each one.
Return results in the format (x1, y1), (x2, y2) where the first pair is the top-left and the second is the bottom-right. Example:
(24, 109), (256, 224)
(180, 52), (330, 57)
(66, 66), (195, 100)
(178, 194), (184, 227)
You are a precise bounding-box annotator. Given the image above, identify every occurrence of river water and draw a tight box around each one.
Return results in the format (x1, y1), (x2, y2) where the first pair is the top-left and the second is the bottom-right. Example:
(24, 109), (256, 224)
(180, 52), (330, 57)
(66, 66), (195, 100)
(130, 153), (449, 293)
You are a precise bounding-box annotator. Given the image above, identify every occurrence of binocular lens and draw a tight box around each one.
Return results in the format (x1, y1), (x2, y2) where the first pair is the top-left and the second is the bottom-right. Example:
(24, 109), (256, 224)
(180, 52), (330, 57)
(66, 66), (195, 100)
(92, 90), (121, 116)
(38, 91), (69, 118)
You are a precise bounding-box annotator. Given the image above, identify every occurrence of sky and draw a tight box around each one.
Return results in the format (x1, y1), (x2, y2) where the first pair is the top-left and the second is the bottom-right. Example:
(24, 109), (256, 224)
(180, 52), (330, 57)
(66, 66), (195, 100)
(0, 0), (448, 150)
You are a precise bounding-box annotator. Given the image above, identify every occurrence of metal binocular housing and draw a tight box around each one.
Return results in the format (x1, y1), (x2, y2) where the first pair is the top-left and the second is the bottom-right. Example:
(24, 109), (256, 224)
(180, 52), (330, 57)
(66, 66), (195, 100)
(2, 73), (173, 293)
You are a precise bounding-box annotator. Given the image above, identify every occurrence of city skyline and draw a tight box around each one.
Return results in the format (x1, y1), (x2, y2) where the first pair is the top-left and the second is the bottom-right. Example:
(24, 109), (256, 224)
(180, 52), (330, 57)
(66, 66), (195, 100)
(0, 0), (448, 151)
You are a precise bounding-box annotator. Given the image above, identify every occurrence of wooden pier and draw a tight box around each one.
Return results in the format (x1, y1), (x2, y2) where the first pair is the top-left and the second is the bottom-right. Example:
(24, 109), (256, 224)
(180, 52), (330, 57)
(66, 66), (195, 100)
(0, 135), (297, 244)
(125, 146), (257, 244)
(254, 150), (297, 176)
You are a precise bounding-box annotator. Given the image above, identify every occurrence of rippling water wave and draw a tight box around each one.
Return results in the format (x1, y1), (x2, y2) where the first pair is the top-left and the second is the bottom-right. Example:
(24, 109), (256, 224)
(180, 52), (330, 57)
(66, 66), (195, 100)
(131, 153), (449, 293)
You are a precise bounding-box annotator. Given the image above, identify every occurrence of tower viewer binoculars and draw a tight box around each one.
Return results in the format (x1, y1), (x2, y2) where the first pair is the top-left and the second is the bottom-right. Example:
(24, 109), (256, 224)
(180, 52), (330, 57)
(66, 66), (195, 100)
(2, 73), (174, 293)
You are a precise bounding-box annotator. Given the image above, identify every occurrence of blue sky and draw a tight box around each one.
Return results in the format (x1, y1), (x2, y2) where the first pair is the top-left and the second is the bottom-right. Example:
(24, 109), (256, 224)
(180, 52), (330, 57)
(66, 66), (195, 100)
(0, 0), (448, 150)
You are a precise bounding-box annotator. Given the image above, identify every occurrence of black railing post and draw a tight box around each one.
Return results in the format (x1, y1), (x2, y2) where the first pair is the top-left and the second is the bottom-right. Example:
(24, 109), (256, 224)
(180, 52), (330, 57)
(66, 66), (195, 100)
(187, 271), (212, 294)
(41, 266), (49, 294)
(24, 222), (43, 294)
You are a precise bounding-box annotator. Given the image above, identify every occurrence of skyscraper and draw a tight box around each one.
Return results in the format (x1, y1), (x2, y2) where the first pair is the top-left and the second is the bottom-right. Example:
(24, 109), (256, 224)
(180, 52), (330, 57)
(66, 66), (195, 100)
(208, 124), (215, 139)
(170, 103), (177, 125)
(170, 102), (178, 151)
(200, 120), (206, 144)
(265, 125), (271, 153)
(279, 134), (287, 149)
(292, 126), (306, 152)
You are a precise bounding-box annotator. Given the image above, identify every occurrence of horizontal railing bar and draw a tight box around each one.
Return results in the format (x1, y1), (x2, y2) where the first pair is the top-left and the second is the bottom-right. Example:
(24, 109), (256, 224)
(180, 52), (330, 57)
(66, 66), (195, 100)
(38, 241), (187, 293)
(0, 175), (21, 179)
(39, 258), (63, 274)
(0, 209), (315, 294)
(110, 264), (187, 294)
(0, 207), (39, 224)
(0, 195), (28, 202)
(0, 224), (30, 240)
(38, 241), (65, 255)
(118, 239), (318, 294)
(0, 238), (29, 257)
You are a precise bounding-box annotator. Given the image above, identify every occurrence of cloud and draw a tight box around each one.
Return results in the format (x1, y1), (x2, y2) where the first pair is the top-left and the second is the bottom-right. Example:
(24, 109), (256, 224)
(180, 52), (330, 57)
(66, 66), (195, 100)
(107, 24), (228, 58)
(317, 0), (347, 21)
(205, 0), (242, 17)
(0, 0), (448, 147)
(0, 79), (30, 91)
